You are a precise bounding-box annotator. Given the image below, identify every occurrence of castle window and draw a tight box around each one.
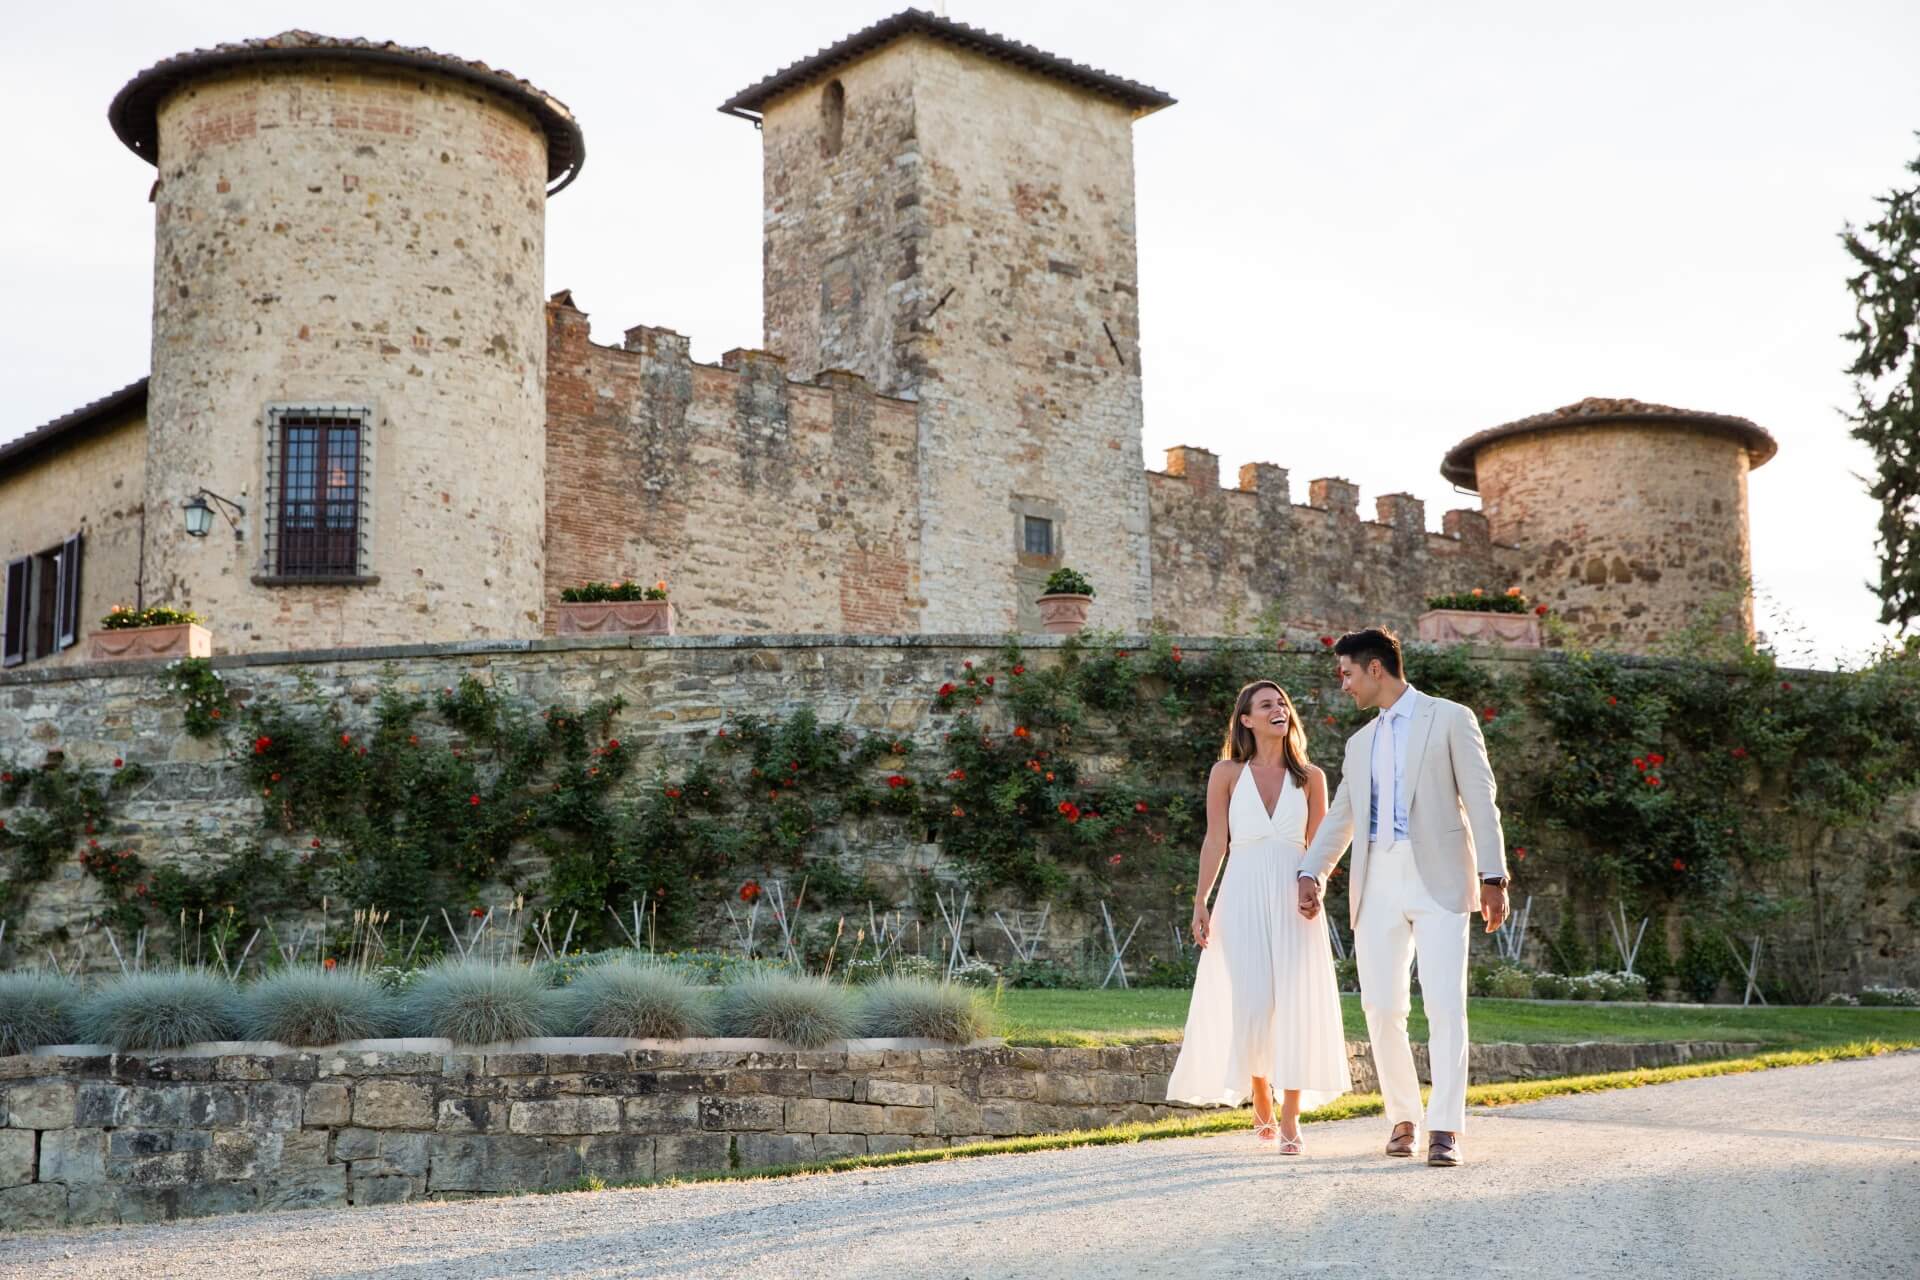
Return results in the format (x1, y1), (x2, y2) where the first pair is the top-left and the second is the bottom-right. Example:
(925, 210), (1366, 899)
(1023, 515), (1055, 558)
(2, 532), (81, 668)
(821, 80), (846, 156)
(259, 404), (375, 584)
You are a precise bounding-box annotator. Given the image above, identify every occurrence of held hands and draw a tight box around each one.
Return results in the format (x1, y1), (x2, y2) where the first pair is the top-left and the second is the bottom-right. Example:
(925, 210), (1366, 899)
(1190, 903), (1210, 948)
(1479, 882), (1510, 933)
(1296, 875), (1322, 921)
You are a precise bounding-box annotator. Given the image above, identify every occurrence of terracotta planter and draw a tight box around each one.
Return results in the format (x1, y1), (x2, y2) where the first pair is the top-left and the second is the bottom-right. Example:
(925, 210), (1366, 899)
(553, 599), (677, 637)
(1416, 608), (1542, 649)
(1035, 592), (1093, 636)
(87, 623), (212, 663)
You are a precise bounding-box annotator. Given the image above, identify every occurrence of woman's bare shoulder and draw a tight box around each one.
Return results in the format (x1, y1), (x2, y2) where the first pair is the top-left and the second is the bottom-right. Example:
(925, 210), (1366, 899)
(1208, 759), (1243, 783)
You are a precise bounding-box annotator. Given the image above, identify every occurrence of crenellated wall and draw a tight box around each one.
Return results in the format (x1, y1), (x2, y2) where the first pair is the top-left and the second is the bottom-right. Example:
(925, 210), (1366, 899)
(542, 295), (922, 634)
(1147, 446), (1524, 637)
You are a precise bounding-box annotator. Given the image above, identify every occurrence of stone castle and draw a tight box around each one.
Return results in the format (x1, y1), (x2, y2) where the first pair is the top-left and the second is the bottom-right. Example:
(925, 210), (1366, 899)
(0, 11), (1779, 670)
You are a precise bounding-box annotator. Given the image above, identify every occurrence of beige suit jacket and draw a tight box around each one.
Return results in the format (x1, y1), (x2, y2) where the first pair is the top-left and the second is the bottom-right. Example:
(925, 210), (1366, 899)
(1298, 688), (1509, 929)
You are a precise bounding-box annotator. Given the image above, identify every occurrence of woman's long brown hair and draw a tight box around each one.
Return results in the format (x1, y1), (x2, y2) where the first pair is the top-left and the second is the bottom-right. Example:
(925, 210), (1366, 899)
(1220, 680), (1310, 788)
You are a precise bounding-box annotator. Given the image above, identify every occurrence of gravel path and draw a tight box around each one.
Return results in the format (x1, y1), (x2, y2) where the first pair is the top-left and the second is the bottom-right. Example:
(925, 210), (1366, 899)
(7, 1053), (1918, 1279)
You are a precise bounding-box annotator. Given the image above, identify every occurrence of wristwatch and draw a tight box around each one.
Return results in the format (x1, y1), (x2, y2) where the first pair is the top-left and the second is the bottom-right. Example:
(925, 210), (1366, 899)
(1481, 876), (1510, 888)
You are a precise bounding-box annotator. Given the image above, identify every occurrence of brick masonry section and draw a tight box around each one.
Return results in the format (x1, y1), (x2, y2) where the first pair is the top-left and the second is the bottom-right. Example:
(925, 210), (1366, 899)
(0, 1038), (1759, 1228)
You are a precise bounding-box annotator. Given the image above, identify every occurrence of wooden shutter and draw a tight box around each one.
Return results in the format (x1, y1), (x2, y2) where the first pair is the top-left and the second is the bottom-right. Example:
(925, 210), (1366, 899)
(2, 557), (26, 668)
(55, 531), (82, 650)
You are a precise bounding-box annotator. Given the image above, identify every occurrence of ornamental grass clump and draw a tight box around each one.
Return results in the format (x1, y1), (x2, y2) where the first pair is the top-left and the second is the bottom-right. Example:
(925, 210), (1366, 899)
(856, 976), (993, 1044)
(557, 958), (714, 1039)
(398, 960), (560, 1044)
(75, 970), (243, 1051)
(240, 968), (395, 1046)
(0, 971), (83, 1055)
(714, 971), (856, 1048)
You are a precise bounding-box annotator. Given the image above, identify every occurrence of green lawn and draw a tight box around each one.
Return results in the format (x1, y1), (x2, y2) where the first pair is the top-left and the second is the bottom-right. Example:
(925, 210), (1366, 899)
(993, 987), (1920, 1050)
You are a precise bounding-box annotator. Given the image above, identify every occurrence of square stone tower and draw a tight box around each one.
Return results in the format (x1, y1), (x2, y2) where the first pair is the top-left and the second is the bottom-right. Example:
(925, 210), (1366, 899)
(723, 11), (1174, 632)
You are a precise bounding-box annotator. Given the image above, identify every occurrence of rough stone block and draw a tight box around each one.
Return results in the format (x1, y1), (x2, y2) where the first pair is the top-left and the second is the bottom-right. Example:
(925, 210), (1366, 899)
(0, 1128), (35, 1187)
(1142, 1073), (1171, 1103)
(175, 1183), (258, 1219)
(428, 1134), (584, 1194)
(809, 1073), (855, 1101)
(353, 1081), (434, 1129)
(253, 1083), (305, 1131)
(866, 1135), (947, 1155)
(361, 1132), (430, 1177)
(304, 1082), (352, 1127)
(783, 1098), (829, 1132)
(259, 1165), (348, 1212)
(332, 1128), (381, 1161)
(215, 1055), (273, 1081)
(827, 1100), (885, 1133)
(1090, 1074), (1143, 1104)
(580, 1134), (654, 1183)
(74, 1083), (131, 1127)
(979, 1068), (1038, 1100)
(981, 1101), (1023, 1136)
(727, 1070), (811, 1097)
(6, 1081), (76, 1128)
(281, 1127), (331, 1168)
(700, 1095), (782, 1132)
(735, 1132), (814, 1168)
(180, 1086), (247, 1128)
(38, 1127), (106, 1184)
(812, 1133), (867, 1161)
(211, 1130), (264, 1181)
(624, 1095), (698, 1134)
(0, 1182), (68, 1229)
(65, 1183), (122, 1226)
(108, 1129), (209, 1158)
(352, 1174), (417, 1206)
(932, 1088), (982, 1137)
(484, 1053), (548, 1076)
(271, 1054), (321, 1084)
(653, 1133), (729, 1177)
(865, 1079), (934, 1108)
(878, 1106), (936, 1136)
(437, 1097), (505, 1134)
(509, 1097), (620, 1136)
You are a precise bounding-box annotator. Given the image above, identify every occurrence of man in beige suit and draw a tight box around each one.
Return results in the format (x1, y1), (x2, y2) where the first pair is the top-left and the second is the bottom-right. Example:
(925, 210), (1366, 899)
(1298, 627), (1510, 1166)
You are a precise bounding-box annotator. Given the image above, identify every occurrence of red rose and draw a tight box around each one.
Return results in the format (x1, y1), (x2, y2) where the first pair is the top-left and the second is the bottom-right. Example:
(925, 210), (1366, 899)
(665, 787), (682, 798)
(1633, 757), (1647, 771)
(1648, 753), (1665, 766)
(1324, 715), (1335, 726)
(1671, 859), (1687, 871)
(1108, 854), (1123, 866)
(1482, 708), (1497, 722)
(964, 661), (973, 670)
(1014, 726), (1030, 739)
(938, 683), (956, 697)
(468, 794), (481, 806)
(311, 839), (321, 849)
(323, 957), (337, 971)
(740, 880), (761, 902)
(607, 739), (620, 750)
(1731, 747), (1748, 759)
(1320, 636), (1334, 647)
(270, 773), (281, 782)
(470, 906), (486, 917)
(1606, 697), (1617, 706)
(1514, 847), (1527, 860)
(340, 734), (351, 746)
(951, 806), (966, 818)
(1645, 775), (1661, 787)
(113, 758), (124, 769)
(1135, 801), (1149, 813)
(408, 734), (420, 747)
(253, 737), (272, 755)
(887, 775), (907, 789)
(1012, 665), (1026, 676)
(1534, 604), (1548, 616)
(1780, 681), (1792, 691)
(948, 769), (966, 780)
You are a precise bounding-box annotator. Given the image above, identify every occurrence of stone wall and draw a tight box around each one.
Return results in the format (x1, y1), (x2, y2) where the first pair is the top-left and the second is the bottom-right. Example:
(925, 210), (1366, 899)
(1474, 425), (1755, 649)
(1147, 447), (1523, 637)
(0, 1037), (1760, 1228)
(0, 415), (147, 671)
(141, 63), (551, 653)
(542, 297), (922, 634)
(757, 35), (1157, 636)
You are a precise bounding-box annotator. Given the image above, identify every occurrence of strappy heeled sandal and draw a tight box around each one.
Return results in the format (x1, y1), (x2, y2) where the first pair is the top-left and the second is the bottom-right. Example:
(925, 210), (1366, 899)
(1253, 1120), (1280, 1146)
(1276, 1126), (1303, 1156)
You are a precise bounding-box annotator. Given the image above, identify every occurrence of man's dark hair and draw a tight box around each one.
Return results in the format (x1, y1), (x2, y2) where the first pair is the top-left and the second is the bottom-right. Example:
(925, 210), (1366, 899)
(1333, 627), (1403, 678)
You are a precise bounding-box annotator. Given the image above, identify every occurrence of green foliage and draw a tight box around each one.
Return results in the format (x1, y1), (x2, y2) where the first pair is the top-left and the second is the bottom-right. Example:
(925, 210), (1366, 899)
(163, 658), (232, 738)
(0, 971), (82, 1053)
(399, 961), (560, 1043)
(855, 977), (993, 1042)
(1842, 133), (1920, 629)
(1425, 588), (1529, 613)
(240, 968), (395, 1045)
(1042, 567), (1095, 598)
(713, 970), (857, 1047)
(1635, 922), (1675, 997)
(0, 755), (151, 929)
(555, 958), (714, 1038)
(76, 970), (243, 1051)
(100, 604), (202, 630)
(1548, 907), (1590, 975)
(560, 580), (667, 603)
(1678, 921), (1731, 1003)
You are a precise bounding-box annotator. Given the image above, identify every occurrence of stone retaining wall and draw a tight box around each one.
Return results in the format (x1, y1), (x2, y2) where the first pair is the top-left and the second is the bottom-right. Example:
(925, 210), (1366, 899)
(0, 1037), (1759, 1230)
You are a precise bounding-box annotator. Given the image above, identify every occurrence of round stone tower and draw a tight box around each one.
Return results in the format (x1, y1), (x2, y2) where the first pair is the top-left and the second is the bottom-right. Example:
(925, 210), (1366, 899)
(109, 32), (584, 650)
(1441, 397), (1777, 651)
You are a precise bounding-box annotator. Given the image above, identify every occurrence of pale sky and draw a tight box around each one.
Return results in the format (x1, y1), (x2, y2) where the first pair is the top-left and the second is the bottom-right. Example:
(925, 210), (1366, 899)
(4, 1), (1915, 666)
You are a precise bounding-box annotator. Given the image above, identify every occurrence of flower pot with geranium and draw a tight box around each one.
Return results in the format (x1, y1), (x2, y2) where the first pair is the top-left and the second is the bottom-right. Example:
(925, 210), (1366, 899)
(88, 604), (212, 663)
(1035, 568), (1095, 636)
(553, 579), (676, 637)
(1416, 586), (1545, 648)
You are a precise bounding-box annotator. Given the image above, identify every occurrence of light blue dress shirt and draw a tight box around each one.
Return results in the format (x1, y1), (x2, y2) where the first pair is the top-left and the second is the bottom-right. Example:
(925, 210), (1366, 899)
(1369, 684), (1420, 842)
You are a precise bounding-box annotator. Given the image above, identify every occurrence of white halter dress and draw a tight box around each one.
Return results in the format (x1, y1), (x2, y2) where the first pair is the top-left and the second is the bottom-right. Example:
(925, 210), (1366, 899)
(1166, 763), (1352, 1108)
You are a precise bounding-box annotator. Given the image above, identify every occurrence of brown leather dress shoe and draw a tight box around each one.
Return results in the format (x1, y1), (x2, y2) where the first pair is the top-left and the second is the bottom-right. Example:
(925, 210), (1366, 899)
(1385, 1121), (1417, 1157)
(1427, 1131), (1462, 1166)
